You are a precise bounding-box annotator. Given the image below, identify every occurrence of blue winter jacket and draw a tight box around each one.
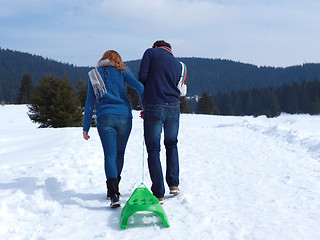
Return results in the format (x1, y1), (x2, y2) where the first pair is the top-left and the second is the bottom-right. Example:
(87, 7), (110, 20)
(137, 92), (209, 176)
(138, 48), (182, 104)
(83, 67), (144, 132)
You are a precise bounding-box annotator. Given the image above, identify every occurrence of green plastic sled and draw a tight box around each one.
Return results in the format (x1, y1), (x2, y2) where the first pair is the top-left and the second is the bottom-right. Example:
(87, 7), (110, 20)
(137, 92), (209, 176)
(120, 184), (170, 229)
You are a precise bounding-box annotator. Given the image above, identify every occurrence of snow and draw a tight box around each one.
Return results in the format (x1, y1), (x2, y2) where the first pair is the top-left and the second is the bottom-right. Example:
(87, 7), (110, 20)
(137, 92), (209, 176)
(1, 105), (320, 240)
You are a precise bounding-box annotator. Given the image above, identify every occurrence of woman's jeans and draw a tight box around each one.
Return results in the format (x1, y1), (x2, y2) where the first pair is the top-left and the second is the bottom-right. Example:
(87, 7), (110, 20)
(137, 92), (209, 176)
(144, 103), (180, 198)
(97, 114), (132, 180)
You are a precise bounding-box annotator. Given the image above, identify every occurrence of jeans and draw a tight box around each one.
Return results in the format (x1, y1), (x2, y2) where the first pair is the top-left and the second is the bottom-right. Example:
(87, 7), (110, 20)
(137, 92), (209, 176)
(144, 103), (180, 198)
(97, 114), (132, 180)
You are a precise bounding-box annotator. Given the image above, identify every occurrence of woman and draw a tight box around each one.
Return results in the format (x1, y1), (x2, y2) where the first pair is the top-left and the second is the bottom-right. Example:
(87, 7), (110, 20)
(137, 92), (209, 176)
(82, 50), (144, 208)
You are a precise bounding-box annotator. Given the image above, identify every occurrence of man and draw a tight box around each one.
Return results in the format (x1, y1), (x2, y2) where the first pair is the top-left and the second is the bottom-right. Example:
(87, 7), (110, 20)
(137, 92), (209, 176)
(139, 40), (186, 204)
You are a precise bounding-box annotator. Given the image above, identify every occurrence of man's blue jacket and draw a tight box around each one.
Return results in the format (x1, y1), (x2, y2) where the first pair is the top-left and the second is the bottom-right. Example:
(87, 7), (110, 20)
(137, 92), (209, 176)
(138, 48), (182, 104)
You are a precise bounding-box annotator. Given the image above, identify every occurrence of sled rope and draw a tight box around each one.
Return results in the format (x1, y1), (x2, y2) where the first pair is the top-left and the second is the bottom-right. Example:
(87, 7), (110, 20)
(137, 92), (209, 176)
(120, 119), (170, 230)
(141, 126), (145, 185)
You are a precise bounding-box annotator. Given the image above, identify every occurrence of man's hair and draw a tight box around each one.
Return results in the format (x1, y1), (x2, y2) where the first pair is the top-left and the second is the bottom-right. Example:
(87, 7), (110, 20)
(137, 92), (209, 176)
(152, 40), (172, 49)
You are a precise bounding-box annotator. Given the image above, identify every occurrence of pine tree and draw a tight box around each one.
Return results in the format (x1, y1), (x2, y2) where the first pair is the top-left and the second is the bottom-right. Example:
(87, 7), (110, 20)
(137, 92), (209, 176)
(75, 79), (97, 126)
(232, 91), (244, 115)
(28, 75), (82, 128)
(75, 79), (88, 109)
(126, 85), (141, 110)
(266, 89), (280, 117)
(225, 104), (235, 116)
(219, 93), (233, 115)
(286, 83), (300, 113)
(244, 91), (254, 115)
(180, 96), (191, 113)
(299, 80), (310, 112)
(307, 78), (320, 115)
(17, 73), (33, 104)
(309, 102), (320, 115)
(197, 91), (214, 114)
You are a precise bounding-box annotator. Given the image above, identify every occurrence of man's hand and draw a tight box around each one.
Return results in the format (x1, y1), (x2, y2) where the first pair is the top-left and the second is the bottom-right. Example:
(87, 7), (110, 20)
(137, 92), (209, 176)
(139, 110), (144, 119)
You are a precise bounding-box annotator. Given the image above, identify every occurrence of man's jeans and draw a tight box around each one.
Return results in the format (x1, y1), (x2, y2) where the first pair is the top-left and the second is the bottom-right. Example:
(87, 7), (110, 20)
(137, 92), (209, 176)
(144, 103), (180, 198)
(97, 114), (132, 180)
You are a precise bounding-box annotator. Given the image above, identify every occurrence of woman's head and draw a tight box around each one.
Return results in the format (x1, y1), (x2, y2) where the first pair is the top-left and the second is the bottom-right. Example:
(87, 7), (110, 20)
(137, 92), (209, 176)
(98, 50), (127, 73)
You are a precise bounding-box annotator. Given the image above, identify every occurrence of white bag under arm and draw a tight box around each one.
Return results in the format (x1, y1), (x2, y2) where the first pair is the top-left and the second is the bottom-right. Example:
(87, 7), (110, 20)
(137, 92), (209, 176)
(177, 61), (187, 96)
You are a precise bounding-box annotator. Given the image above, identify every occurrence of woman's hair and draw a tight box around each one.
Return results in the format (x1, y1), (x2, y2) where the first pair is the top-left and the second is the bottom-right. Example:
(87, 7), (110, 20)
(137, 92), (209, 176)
(98, 50), (127, 73)
(152, 40), (171, 49)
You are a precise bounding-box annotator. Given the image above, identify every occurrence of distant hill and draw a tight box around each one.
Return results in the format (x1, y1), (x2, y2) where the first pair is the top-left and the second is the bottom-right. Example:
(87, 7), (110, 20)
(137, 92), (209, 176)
(0, 48), (91, 102)
(1, 47), (320, 102)
(127, 58), (320, 97)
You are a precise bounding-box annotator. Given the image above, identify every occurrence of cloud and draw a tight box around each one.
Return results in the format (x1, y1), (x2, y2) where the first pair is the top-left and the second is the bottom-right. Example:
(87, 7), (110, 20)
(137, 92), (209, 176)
(1, 0), (320, 66)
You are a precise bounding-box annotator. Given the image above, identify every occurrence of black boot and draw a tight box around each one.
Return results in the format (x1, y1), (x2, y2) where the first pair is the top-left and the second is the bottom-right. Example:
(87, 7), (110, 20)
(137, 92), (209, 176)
(106, 176), (121, 200)
(106, 178), (120, 208)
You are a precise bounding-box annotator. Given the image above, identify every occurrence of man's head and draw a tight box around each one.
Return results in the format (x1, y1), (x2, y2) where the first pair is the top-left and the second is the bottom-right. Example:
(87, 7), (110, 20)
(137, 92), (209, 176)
(152, 40), (171, 49)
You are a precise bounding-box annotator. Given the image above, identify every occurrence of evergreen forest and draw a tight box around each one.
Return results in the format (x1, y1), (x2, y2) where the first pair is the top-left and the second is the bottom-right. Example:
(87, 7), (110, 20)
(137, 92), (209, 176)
(2, 47), (320, 103)
(0, 48), (91, 103)
(194, 78), (320, 117)
(1, 47), (320, 126)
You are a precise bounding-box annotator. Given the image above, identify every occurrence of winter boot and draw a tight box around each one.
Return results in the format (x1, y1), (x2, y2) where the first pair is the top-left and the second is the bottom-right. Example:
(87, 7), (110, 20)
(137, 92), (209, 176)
(157, 198), (164, 205)
(106, 178), (121, 208)
(169, 186), (181, 195)
(106, 176), (121, 200)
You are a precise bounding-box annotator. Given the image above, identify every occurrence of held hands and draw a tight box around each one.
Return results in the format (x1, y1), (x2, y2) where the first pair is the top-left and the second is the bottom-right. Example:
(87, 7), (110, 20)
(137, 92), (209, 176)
(83, 131), (90, 140)
(139, 99), (144, 119)
(139, 110), (144, 119)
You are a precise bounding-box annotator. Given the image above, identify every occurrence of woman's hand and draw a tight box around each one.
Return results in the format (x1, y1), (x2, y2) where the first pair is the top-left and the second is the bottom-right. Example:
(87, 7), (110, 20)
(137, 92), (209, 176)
(83, 131), (90, 140)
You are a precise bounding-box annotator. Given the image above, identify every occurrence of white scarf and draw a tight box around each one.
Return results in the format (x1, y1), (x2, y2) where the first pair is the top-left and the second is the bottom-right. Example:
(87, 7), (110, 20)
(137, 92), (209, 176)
(88, 59), (112, 98)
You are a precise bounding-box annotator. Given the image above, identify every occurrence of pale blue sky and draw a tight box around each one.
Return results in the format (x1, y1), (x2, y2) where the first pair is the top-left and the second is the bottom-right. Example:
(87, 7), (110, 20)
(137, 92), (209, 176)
(1, 0), (320, 67)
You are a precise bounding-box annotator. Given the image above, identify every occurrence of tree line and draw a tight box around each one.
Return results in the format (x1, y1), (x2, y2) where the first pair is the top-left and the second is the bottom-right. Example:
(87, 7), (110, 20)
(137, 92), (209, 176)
(3, 47), (320, 103)
(16, 73), (320, 128)
(127, 58), (320, 97)
(0, 47), (90, 103)
(18, 74), (144, 128)
(194, 78), (320, 117)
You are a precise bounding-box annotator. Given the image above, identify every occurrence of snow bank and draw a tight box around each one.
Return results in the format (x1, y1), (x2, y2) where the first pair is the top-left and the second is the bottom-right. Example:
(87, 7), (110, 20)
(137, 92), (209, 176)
(1, 105), (320, 240)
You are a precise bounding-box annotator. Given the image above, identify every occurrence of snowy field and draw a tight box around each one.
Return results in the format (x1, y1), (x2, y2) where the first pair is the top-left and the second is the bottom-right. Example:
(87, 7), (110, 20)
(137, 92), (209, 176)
(1, 105), (320, 240)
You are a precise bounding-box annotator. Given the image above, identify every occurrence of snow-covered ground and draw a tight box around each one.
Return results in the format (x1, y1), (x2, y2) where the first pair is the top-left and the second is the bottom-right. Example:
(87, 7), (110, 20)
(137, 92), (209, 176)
(1, 105), (320, 240)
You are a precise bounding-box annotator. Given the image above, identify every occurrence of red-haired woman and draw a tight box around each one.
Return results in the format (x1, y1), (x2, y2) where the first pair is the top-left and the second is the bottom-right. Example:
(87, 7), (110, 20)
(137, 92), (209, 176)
(83, 50), (144, 208)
